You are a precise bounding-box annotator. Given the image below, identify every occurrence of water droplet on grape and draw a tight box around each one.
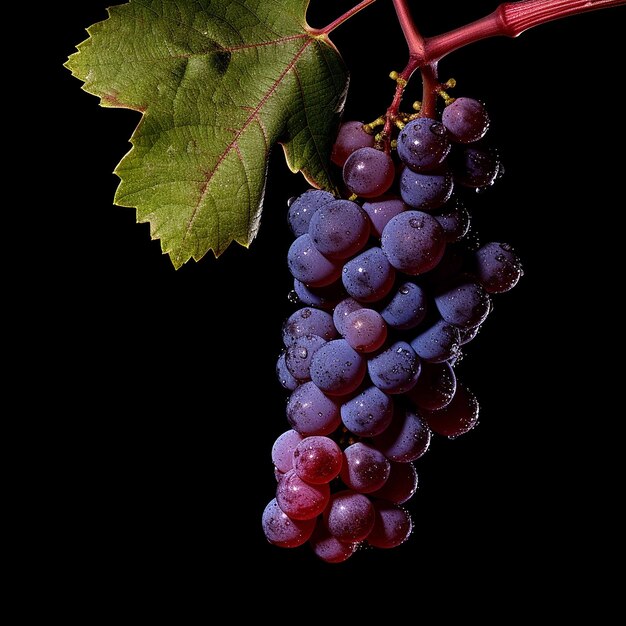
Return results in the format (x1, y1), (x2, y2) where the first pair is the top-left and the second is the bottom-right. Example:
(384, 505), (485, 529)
(400, 286), (410, 295)
(301, 309), (312, 319)
(298, 348), (308, 359)
(409, 217), (425, 229)
(288, 290), (299, 304)
(495, 254), (506, 263)
(430, 122), (446, 136)
(287, 196), (297, 207)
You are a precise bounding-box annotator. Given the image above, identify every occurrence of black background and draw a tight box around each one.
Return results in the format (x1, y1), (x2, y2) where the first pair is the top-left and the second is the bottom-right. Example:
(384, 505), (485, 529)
(40, 0), (624, 611)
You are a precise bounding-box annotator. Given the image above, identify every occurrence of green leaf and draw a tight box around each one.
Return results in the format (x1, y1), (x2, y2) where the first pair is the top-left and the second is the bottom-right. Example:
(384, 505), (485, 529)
(66, 0), (347, 268)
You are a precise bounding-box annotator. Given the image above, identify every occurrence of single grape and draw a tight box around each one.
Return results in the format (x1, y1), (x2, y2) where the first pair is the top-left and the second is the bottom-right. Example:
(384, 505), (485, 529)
(442, 97), (490, 144)
(452, 146), (500, 189)
(373, 408), (431, 462)
(410, 319), (461, 363)
(276, 352), (299, 391)
(286, 382), (341, 436)
(362, 195), (408, 238)
(324, 490), (376, 542)
(343, 147), (395, 198)
(381, 211), (446, 275)
(262, 498), (316, 548)
(293, 279), (346, 311)
(308, 199), (370, 260)
(309, 521), (358, 563)
(342, 247), (396, 303)
(433, 200), (471, 242)
(396, 117), (451, 172)
(474, 242), (523, 293)
(368, 341), (421, 394)
(285, 334), (327, 381)
(340, 442), (391, 493)
(399, 166), (454, 210)
(288, 189), (335, 236)
(331, 120), (375, 167)
(340, 386), (394, 437)
(380, 282), (428, 330)
(343, 308), (387, 353)
(309, 339), (367, 396)
(369, 461), (418, 504)
(287, 234), (341, 288)
(434, 278), (491, 329)
(367, 501), (413, 549)
(272, 429), (304, 473)
(293, 436), (342, 485)
(282, 307), (337, 346)
(406, 361), (457, 411)
(332, 298), (363, 336)
(276, 469), (330, 520)
(422, 384), (479, 438)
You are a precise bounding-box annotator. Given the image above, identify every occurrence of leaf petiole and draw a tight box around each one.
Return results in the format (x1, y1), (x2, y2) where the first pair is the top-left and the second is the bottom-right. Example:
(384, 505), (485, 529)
(309, 0), (378, 36)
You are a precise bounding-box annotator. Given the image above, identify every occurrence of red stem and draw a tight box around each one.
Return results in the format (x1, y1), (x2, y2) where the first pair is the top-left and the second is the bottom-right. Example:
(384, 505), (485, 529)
(426, 0), (626, 61)
(383, 0), (625, 146)
(311, 0), (378, 35)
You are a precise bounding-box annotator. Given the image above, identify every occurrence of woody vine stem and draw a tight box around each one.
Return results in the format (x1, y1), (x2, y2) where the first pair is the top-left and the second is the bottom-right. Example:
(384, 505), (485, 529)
(313, 0), (626, 151)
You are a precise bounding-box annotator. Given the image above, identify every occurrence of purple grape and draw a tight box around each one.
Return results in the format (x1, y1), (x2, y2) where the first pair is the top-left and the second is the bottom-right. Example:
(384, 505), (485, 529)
(380, 282), (428, 330)
(293, 279), (345, 310)
(367, 341), (421, 394)
(285, 334), (327, 381)
(397, 117), (451, 172)
(331, 120), (375, 167)
(342, 247), (396, 303)
(433, 200), (471, 242)
(381, 211), (446, 275)
(288, 189), (335, 236)
(262, 498), (316, 548)
(308, 199), (370, 260)
(422, 384), (479, 438)
(362, 195), (408, 238)
(434, 278), (491, 329)
(324, 490), (376, 542)
(406, 361), (457, 411)
(276, 353), (299, 391)
(271, 429), (304, 473)
(293, 436), (343, 485)
(369, 461), (418, 504)
(340, 442), (391, 493)
(343, 308), (387, 353)
(442, 97), (490, 144)
(399, 166), (454, 210)
(367, 501), (413, 549)
(340, 386), (394, 437)
(286, 382), (341, 436)
(309, 522), (358, 563)
(282, 307), (337, 346)
(332, 298), (363, 336)
(343, 147), (395, 198)
(276, 469), (330, 520)
(309, 339), (367, 396)
(287, 234), (341, 288)
(410, 319), (461, 363)
(373, 408), (431, 463)
(474, 242), (523, 293)
(452, 146), (500, 189)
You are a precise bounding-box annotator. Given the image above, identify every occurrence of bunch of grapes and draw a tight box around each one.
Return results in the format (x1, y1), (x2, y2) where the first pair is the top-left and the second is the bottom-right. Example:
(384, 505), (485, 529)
(262, 97), (523, 563)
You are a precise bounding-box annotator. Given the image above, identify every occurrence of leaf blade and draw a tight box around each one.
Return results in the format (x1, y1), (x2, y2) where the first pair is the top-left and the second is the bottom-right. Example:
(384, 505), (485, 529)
(66, 0), (346, 267)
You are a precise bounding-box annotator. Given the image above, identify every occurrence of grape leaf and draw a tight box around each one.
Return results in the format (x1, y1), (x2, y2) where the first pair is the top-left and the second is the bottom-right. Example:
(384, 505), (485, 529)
(66, 0), (347, 267)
